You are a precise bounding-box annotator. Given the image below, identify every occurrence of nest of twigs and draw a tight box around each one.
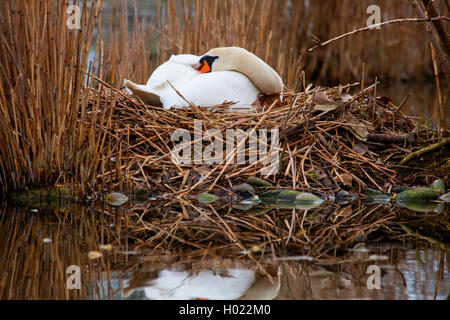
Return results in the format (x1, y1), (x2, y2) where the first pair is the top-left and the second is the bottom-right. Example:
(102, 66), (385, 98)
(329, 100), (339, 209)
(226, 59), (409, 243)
(85, 81), (433, 196)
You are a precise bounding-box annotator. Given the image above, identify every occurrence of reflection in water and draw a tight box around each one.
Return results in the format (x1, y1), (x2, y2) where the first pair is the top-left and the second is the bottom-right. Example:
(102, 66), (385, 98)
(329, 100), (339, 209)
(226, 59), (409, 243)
(277, 245), (449, 300)
(122, 268), (280, 300)
(0, 202), (448, 300)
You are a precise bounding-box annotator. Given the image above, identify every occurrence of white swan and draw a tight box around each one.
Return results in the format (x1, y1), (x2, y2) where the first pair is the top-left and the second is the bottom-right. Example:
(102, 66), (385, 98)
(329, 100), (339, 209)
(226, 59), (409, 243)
(124, 47), (283, 110)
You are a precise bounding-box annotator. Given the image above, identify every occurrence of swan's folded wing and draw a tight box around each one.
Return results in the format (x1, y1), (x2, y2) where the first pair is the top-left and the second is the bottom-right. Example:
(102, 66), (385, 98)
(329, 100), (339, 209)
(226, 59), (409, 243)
(146, 58), (198, 90)
(168, 54), (199, 65)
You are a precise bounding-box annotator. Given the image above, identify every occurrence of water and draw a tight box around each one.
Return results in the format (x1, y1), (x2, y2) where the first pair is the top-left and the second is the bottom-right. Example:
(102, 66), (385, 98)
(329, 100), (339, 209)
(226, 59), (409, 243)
(0, 200), (448, 300)
(381, 82), (449, 125)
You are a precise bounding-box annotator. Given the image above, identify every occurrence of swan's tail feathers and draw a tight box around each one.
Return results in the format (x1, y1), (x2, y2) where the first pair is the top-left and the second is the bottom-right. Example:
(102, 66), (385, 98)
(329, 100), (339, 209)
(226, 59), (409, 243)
(124, 79), (163, 107)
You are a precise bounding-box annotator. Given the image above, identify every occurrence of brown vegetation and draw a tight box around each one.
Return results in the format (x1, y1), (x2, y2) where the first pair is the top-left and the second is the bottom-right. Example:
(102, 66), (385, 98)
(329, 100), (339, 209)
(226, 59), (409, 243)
(88, 82), (443, 196)
(0, 0), (448, 193)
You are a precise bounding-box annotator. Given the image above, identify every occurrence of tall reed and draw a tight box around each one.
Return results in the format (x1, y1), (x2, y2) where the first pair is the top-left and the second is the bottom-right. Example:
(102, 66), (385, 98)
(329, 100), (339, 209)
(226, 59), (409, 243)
(0, 0), (108, 192)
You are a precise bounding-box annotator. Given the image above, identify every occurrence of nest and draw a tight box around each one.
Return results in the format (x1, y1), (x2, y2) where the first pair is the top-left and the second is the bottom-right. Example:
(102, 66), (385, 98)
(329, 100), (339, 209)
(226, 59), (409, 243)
(85, 81), (420, 196)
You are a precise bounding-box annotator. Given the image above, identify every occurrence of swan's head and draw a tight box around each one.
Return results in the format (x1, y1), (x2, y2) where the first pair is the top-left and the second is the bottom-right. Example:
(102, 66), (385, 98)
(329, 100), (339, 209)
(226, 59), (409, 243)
(193, 47), (245, 73)
(193, 55), (219, 73)
(194, 46), (283, 95)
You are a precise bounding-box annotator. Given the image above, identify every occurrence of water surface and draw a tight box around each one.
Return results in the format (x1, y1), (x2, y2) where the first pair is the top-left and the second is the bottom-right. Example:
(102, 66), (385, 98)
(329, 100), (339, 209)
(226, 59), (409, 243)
(0, 201), (448, 300)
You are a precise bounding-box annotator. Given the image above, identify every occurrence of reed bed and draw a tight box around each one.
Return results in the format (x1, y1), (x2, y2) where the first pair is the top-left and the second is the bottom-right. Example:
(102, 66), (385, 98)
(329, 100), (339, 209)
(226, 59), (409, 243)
(1, 0), (448, 192)
(0, 0), (107, 193)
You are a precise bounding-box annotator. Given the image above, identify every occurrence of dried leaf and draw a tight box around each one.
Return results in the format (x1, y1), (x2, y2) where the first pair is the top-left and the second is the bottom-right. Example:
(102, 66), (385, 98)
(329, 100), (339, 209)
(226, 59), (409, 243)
(313, 90), (343, 112)
(316, 103), (342, 112)
(336, 173), (353, 187)
(193, 165), (211, 178)
(312, 91), (332, 105)
(315, 167), (333, 188)
(339, 205), (353, 218)
(316, 133), (331, 148)
(345, 114), (371, 141)
(340, 92), (353, 103)
(354, 142), (368, 155)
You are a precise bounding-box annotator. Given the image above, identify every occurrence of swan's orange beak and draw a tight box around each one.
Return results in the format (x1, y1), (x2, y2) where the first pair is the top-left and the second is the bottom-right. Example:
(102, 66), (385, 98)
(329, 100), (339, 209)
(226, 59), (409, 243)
(195, 61), (211, 73)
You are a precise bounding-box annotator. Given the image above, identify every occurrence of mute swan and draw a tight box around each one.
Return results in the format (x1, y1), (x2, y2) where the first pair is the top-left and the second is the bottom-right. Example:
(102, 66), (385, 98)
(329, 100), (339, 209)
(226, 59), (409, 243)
(124, 47), (283, 110)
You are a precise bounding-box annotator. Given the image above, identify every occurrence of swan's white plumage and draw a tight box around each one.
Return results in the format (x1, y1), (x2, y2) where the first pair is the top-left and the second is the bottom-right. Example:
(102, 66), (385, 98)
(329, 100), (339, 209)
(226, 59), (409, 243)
(146, 54), (198, 90)
(125, 53), (260, 110)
